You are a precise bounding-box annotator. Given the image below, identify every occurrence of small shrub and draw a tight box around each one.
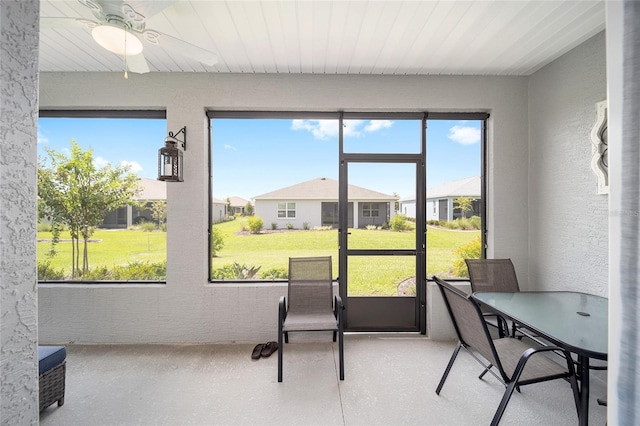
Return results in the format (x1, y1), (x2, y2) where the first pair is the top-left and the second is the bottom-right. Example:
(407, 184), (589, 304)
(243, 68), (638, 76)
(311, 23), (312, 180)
(366, 225), (377, 230)
(211, 262), (262, 279)
(312, 226), (332, 231)
(260, 268), (288, 280)
(246, 216), (264, 234)
(271, 222), (278, 230)
(211, 227), (225, 257)
(303, 222), (310, 230)
(160, 223), (167, 232)
(451, 236), (482, 277)
(37, 261), (66, 280)
(390, 214), (409, 231)
(211, 264), (236, 280)
(139, 221), (156, 232)
(37, 222), (52, 232)
(286, 222), (294, 230)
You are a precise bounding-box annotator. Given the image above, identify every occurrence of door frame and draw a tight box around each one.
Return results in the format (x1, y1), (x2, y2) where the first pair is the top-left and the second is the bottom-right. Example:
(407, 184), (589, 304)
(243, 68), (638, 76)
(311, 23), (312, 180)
(338, 112), (427, 333)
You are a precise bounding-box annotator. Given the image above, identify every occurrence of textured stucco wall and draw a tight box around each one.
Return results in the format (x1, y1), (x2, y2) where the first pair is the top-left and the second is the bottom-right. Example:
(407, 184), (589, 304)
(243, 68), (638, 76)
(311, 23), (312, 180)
(0, 0), (40, 422)
(528, 32), (608, 296)
(37, 72), (530, 343)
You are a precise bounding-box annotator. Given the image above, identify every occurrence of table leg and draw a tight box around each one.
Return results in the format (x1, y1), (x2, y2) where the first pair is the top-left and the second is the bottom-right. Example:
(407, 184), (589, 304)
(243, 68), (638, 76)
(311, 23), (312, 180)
(578, 355), (590, 426)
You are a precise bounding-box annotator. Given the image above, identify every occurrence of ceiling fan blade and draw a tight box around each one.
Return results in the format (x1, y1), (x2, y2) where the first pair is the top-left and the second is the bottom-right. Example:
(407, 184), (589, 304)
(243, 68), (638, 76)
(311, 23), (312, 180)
(40, 17), (97, 30)
(122, 1), (178, 20)
(125, 52), (150, 74)
(143, 29), (218, 66)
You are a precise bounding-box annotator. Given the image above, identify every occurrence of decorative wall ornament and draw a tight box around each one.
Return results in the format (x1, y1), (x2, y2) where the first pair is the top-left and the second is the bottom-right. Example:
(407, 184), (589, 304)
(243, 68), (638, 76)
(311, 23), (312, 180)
(590, 100), (608, 195)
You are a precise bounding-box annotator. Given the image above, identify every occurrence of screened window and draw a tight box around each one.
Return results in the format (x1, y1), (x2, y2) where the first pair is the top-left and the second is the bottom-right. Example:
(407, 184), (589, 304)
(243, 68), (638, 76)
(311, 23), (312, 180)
(37, 113), (167, 282)
(362, 203), (379, 217)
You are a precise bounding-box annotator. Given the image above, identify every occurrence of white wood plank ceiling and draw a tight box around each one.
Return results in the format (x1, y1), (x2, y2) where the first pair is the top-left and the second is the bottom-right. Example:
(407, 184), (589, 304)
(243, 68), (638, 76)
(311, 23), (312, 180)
(39, 0), (605, 76)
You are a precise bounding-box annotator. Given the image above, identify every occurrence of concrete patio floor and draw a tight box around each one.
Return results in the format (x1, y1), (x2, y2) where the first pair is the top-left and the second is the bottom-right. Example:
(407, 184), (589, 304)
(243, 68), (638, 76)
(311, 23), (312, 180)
(39, 334), (607, 426)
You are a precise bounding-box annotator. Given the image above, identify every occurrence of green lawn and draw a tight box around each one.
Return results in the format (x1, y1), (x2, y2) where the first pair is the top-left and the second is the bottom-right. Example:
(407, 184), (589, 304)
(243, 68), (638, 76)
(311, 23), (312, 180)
(38, 218), (479, 295)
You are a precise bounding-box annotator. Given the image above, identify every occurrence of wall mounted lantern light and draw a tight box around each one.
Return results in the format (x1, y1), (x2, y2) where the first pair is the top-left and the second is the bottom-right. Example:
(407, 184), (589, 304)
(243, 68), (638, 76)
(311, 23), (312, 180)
(158, 126), (186, 182)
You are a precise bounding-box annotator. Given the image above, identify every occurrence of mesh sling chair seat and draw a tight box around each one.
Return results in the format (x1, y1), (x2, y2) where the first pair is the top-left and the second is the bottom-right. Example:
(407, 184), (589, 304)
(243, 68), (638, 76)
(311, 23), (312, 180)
(278, 256), (344, 382)
(433, 276), (580, 426)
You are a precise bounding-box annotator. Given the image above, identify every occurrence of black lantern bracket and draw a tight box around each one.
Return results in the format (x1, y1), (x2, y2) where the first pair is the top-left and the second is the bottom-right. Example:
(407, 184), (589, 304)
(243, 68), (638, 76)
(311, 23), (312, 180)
(165, 126), (187, 151)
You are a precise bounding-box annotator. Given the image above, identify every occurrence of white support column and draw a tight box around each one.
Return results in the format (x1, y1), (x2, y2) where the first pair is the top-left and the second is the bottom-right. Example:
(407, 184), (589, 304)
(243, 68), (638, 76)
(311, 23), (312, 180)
(0, 0), (40, 422)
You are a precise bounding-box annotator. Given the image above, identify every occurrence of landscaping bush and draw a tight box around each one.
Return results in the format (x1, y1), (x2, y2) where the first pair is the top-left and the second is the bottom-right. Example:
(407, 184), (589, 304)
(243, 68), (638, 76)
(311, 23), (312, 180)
(271, 222), (278, 230)
(390, 214), (409, 231)
(260, 267), (288, 280)
(212, 262), (261, 280)
(246, 216), (264, 234)
(37, 223), (52, 232)
(451, 236), (482, 277)
(139, 220), (156, 232)
(366, 225), (378, 230)
(74, 261), (167, 281)
(37, 261), (66, 280)
(303, 222), (310, 230)
(211, 227), (225, 257)
(286, 222), (294, 230)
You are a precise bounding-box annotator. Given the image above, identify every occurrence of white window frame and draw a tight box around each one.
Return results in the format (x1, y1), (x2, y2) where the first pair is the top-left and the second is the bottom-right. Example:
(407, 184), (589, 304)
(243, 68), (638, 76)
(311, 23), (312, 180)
(277, 202), (296, 219)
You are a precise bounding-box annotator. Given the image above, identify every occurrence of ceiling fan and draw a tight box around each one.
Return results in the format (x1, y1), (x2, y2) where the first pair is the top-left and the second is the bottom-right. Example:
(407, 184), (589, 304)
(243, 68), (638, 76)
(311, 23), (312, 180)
(41, 0), (218, 75)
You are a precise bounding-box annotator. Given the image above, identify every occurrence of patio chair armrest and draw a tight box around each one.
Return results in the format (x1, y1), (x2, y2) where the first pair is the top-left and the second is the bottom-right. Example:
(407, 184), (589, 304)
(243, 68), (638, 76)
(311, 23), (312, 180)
(334, 295), (344, 321)
(515, 345), (577, 377)
(279, 296), (287, 324)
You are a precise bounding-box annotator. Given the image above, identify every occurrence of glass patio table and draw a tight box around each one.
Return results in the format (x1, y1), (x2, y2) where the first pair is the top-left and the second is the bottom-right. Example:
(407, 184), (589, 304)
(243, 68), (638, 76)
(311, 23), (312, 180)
(472, 291), (608, 426)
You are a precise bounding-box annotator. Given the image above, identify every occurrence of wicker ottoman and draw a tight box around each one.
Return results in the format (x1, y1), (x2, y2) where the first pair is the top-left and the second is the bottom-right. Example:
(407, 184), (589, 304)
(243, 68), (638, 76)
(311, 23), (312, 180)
(38, 346), (66, 412)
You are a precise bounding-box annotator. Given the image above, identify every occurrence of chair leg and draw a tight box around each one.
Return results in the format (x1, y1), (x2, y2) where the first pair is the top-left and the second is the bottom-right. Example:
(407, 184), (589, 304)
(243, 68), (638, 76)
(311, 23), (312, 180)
(338, 329), (344, 380)
(284, 331), (289, 344)
(479, 363), (493, 379)
(491, 379), (519, 426)
(436, 341), (462, 395)
(278, 327), (283, 382)
(333, 330), (337, 342)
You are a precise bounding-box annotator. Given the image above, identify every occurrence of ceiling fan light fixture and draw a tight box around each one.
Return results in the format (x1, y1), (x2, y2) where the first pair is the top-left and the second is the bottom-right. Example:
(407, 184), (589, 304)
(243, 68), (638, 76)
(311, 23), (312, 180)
(91, 24), (143, 56)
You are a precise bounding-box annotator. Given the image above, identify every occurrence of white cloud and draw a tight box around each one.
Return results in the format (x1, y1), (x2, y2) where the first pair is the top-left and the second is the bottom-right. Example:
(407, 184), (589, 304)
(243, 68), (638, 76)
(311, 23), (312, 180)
(364, 120), (393, 132)
(224, 144), (237, 151)
(121, 160), (143, 173)
(37, 132), (49, 144)
(292, 119), (392, 139)
(448, 125), (480, 145)
(292, 119), (339, 139)
(93, 156), (110, 169)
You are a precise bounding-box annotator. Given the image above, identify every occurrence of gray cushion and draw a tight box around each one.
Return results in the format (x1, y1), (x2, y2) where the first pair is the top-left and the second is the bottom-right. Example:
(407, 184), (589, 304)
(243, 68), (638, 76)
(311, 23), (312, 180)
(38, 346), (66, 375)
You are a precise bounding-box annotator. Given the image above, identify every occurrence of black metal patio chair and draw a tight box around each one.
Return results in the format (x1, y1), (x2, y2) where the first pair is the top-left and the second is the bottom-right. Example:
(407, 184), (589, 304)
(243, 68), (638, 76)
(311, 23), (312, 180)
(277, 256), (344, 382)
(433, 276), (580, 426)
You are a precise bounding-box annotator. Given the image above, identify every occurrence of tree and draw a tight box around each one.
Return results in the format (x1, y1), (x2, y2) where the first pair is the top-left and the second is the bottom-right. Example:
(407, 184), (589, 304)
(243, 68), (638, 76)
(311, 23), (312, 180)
(38, 141), (140, 277)
(454, 196), (475, 219)
(150, 200), (167, 229)
(245, 201), (254, 216)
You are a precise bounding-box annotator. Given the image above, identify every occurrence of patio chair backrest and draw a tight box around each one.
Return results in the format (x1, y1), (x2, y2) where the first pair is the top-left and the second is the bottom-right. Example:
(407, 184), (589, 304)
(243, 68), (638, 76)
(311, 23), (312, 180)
(434, 276), (504, 375)
(465, 258), (520, 293)
(287, 256), (333, 314)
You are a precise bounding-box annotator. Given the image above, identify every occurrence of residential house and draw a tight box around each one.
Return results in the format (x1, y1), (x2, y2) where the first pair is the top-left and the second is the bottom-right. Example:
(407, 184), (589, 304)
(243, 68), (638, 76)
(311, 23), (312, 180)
(254, 177), (395, 229)
(226, 196), (251, 216)
(401, 176), (481, 221)
(211, 198), (228, 223)
(101, 177), (166, 228)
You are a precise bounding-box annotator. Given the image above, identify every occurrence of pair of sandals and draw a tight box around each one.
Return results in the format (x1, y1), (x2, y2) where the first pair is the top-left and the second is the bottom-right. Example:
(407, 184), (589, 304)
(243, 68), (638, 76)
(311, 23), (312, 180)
(251, 341), (278, 360)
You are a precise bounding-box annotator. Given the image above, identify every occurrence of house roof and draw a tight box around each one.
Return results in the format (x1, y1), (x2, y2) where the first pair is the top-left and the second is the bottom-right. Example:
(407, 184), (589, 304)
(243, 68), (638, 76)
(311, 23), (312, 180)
(133, 178), (166, 201)
(254, 177), (394, 201)
(427, 176), (481, 199)
(227, 196), (251, 208)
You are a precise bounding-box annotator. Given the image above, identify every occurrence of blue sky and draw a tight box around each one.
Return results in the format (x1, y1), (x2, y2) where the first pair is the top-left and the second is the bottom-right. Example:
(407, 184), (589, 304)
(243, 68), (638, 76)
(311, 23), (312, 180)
(38, 117), (481, 201)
